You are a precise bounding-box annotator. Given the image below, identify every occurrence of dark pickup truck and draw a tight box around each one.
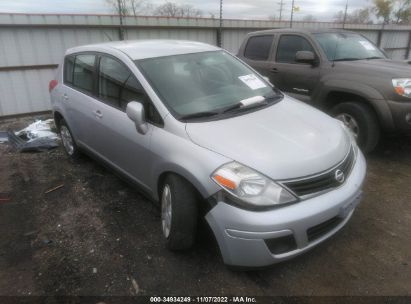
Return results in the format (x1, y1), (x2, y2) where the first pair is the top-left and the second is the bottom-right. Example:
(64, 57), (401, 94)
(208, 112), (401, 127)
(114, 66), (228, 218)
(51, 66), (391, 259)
(238, 29), (411, 152)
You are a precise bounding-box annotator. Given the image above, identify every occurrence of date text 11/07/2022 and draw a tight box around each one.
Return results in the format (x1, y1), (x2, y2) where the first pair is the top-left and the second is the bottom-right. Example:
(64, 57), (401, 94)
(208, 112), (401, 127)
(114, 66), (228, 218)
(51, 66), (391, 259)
(149, 296), (257, 303)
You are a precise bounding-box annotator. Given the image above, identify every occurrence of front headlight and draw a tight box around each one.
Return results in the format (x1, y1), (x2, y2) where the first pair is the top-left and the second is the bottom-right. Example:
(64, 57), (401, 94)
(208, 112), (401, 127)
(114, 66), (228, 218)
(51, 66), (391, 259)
(211, 162), (297, 209)
(392, 78), (411, 98)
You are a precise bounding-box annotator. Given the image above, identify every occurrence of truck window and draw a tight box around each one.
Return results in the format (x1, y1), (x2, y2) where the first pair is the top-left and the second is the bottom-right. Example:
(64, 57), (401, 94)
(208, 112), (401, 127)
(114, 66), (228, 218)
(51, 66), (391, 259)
(72, 54), (96, 94)
(244, 35), (274, 61)
(276, 35), (315, 63)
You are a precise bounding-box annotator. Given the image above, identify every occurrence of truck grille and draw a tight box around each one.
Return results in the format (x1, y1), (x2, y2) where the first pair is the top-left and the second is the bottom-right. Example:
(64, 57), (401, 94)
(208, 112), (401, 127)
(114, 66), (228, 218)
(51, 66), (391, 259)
(282, 147), (355, 197)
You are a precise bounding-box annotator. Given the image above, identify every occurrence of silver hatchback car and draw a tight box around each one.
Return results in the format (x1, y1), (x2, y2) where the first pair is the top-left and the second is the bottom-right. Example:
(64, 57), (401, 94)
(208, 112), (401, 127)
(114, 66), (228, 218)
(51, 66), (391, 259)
(49, 40), (366, 267)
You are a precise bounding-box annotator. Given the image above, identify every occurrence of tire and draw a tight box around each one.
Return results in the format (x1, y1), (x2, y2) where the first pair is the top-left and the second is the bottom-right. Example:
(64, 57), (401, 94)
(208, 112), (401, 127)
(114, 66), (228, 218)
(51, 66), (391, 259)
(59, 119), (81, 159)
(331, 102), (380, 153)
(160, 174), (199, 251)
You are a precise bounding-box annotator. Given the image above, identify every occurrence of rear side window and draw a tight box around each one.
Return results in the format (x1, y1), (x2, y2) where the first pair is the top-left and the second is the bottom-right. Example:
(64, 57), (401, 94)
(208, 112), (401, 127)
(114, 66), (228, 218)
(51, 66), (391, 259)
(244, 35), (273, 61)
(64, 55), (75, 84)
(276, 35), (315, 63)
(73, 54), (95, 94)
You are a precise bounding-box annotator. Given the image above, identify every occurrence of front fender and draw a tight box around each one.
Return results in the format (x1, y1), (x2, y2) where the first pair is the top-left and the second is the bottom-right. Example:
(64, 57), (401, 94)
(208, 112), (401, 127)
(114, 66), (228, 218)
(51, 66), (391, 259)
(316, 80), (394, 131)
(148, 127), (231, 202)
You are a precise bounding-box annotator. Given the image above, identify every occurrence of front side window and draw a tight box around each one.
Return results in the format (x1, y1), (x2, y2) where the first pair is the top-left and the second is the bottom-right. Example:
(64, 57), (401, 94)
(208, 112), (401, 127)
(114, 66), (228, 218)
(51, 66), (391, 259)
(313, 32), (386, 61)
(276, 35), (315, 63)
(98, 56), (131, 109)
(72, 54), (95, 94)
(136, 51), (281, 119)
(98, 56), (162, 124)
(244, 35), (274, 61)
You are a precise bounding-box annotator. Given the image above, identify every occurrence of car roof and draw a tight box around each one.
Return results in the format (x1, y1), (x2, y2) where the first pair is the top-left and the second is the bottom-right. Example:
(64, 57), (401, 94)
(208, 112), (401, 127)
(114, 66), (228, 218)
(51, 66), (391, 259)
(247, 28), (358, 36)
(66, 39), (220, 60)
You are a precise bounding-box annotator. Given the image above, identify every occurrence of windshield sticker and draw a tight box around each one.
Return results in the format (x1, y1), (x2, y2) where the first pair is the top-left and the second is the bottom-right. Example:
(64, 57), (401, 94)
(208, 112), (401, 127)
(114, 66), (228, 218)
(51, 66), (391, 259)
(359, 40), (376, 51)
(239, 74), (267, 90)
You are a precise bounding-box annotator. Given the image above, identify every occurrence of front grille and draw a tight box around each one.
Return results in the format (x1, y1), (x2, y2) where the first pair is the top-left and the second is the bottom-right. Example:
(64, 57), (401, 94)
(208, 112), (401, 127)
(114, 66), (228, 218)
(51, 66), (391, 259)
(307, 216), (343, 242)
(282, 147), (355, 197)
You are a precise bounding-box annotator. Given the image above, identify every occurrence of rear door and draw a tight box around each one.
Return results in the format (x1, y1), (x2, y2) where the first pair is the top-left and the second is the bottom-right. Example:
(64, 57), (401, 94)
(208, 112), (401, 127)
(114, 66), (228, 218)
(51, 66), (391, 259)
(272, 34), (321, 103)
(240, 35), (277, 82)
(60, 53), (98, 144)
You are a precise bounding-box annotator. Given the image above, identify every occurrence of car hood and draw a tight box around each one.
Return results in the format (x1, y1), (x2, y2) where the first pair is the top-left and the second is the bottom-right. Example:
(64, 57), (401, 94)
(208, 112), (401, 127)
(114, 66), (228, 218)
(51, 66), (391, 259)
(185, 97), (351, 180)
(336, 59), (411, 77)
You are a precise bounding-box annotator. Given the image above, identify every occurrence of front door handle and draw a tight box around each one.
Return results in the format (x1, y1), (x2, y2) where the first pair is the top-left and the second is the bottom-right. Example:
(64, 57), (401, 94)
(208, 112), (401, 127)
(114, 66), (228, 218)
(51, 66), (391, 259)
(93, 110), (103, 118)
(270, 67), (279, 73)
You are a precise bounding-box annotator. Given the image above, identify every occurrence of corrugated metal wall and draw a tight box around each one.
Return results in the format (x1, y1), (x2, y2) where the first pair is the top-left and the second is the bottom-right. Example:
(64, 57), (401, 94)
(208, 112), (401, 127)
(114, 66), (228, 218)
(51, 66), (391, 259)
(1, 13), (411, 116)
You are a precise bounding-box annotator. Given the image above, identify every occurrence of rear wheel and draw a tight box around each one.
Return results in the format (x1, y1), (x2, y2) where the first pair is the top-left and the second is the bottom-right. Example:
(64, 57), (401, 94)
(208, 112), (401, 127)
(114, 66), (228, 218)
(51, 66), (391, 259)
(160, 174), (199, 250)
(59, 119), (80, 159)
(331, 102), (380, 153)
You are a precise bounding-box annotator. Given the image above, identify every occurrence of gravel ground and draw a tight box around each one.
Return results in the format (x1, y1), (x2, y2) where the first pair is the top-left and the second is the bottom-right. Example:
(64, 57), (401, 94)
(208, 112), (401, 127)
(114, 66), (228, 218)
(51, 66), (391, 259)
(0, 114), (410, 297)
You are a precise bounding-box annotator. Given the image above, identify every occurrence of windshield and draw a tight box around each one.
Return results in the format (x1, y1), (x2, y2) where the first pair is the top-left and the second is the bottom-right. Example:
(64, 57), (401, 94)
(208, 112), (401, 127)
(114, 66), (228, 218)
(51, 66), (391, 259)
(313, 32), (386, 61)
(136, 51), (280, 119)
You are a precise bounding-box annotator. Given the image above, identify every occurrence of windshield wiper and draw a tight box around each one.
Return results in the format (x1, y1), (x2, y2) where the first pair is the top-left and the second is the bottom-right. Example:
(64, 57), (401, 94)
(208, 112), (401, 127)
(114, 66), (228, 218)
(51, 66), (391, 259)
(180, 111), (220, 120)
(221, 94), (282, 115)
(364, 56), (384, 60)
(181, 93), (282, 121)
(333, 58), (361, 62)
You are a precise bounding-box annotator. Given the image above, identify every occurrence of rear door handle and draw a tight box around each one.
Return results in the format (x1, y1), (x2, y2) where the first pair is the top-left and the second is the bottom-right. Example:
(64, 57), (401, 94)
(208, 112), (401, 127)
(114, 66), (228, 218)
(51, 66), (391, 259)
(93, 110), (103, 118)
(63, 93), (69, 101)
(270, 67), (279, 73)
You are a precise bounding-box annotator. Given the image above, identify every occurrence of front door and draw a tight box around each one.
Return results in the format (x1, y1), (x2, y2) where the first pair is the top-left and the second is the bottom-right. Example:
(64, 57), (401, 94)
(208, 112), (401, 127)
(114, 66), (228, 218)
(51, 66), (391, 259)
(271, 34), (321, 103)
(86, 55), (157, 190)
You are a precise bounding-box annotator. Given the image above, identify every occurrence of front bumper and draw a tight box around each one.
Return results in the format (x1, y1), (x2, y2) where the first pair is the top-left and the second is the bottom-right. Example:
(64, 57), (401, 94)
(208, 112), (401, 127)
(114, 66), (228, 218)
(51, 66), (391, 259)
(205, 151), (366, 267)
(386, 100), (411, 133)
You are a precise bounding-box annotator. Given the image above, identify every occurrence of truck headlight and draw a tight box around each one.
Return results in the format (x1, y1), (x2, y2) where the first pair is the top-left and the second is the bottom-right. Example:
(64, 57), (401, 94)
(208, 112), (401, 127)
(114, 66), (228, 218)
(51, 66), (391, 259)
(211, 162), (297, 208)
(392, 78), (411, 98)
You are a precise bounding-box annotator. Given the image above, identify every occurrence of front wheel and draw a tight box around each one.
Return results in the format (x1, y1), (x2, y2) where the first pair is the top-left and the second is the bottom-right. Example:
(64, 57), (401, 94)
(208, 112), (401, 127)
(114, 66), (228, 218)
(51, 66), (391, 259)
(331, 102), (380, 153)
(160, 174), (199, 251)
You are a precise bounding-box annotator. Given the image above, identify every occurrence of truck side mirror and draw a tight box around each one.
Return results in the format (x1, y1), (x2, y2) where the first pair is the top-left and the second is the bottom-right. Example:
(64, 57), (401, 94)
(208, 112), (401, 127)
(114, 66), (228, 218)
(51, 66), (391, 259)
(295, 51), (316, 64)
(126, 101), (148, 134)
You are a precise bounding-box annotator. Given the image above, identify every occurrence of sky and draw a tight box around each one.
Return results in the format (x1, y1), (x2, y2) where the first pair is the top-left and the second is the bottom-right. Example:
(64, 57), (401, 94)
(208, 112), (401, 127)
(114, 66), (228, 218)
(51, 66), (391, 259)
(0, 0), (372, 21)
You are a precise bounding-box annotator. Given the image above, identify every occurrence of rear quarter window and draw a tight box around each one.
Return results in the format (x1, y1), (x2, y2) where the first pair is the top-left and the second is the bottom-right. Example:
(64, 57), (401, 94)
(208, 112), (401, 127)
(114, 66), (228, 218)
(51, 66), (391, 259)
(244, 35), (274, 61)
(63, 55), (75, 85)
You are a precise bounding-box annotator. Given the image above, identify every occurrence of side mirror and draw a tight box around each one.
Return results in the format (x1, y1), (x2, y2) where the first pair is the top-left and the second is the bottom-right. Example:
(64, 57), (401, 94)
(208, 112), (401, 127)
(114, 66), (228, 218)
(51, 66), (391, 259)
(295, 51), (315, 64)
(126, 101), (148, 134)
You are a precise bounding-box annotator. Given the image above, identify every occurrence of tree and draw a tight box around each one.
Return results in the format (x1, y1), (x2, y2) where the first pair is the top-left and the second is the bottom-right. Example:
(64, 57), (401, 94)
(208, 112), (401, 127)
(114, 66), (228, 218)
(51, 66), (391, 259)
(348, 8), (373, 23)
(153, 2), (203, 17)
(106, 0), (152, 16)
(128, 0), (152, 16)
(302, 14), (317, 22)
(394, 0), (411, 23)
(334, 8), (372, 24)
(107, 0), (129, 16)
(372, 0), (394, 23)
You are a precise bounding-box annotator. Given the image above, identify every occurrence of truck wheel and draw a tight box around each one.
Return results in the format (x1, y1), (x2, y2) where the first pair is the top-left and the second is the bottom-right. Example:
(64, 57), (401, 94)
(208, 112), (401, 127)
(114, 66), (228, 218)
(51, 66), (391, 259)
(160, 174), (199, 251)
(331, 102), (380, 153)
(59, 119), (80, 159)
